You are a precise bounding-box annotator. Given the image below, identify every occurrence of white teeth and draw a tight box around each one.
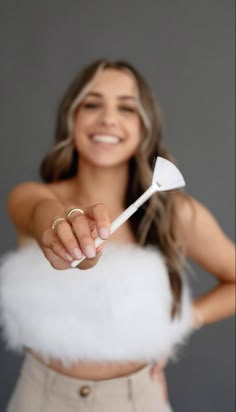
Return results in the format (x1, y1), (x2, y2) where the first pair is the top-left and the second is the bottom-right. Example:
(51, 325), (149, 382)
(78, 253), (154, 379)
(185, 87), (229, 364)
(91, 135), (120, 144)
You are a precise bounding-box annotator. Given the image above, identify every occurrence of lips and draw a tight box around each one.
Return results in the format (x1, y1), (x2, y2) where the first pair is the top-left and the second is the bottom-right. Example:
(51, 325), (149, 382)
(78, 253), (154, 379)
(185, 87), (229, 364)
(90, 134), (122, 144)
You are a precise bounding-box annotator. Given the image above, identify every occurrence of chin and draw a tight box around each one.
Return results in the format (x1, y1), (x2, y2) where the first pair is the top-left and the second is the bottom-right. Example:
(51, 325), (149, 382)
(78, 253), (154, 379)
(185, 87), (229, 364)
(91, 158), (128, 169)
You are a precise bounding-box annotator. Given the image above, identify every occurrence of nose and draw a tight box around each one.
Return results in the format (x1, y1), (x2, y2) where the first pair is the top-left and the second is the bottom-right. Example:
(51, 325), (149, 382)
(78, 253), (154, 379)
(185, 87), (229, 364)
(99, 106), (118, 127)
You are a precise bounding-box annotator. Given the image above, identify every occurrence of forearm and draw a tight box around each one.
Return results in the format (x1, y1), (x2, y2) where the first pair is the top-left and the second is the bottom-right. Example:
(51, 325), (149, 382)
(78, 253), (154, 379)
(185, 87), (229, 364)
(192, 281), (236, 328)
(7, 182), (66, 238)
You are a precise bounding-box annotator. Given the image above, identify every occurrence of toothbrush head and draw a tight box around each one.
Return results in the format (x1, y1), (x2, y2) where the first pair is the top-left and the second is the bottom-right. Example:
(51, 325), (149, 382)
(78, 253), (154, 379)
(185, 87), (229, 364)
(152, 157), (186, 191)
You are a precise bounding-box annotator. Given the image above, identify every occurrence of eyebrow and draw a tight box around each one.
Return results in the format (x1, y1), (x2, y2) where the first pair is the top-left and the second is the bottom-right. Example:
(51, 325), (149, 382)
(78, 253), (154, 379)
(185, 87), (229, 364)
(85, 92), (136, 101)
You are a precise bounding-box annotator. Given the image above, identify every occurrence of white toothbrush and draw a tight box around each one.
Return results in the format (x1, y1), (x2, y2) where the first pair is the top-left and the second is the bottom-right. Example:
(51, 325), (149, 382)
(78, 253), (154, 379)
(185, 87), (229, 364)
(71, 156), (185, 268)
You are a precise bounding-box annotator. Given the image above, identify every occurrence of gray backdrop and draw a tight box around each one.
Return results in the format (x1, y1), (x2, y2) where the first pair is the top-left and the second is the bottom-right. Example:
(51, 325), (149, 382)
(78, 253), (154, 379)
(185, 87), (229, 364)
(0, 1), (235, 411)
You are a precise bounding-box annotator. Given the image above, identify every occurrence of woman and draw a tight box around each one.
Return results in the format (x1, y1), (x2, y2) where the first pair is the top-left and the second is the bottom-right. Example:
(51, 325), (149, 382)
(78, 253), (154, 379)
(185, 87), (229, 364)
(1, 59), (235, 412)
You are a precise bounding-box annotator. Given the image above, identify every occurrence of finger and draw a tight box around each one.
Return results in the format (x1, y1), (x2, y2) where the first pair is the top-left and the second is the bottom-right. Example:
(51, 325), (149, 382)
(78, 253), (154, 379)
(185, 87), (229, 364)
(52, 219), (84, 261)
(68, 213), (96, 259)
(150, 354), (168, 377)
(86, 203), (111, 240)
(42, 229), (74, 263)
(158, 355), (169, 369)
(91, 226), (99, 240)
(149, 367), (169, 401)
(150, 363), (161, 379)
(43, 247), (71, 270)
(50, 237), (74, 263)
(150, 359), (167, 379)
(159, 373), (168, 402)
(76, 244), (104, 270)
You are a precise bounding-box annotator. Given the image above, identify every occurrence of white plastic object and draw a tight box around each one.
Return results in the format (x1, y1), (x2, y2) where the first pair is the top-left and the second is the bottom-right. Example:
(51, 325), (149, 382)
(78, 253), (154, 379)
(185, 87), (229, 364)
(71, 157), (185, 268)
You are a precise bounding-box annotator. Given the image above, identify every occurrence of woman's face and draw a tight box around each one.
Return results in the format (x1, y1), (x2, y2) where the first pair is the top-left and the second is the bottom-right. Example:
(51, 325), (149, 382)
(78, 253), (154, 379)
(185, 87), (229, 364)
(73, 69), (142, 168)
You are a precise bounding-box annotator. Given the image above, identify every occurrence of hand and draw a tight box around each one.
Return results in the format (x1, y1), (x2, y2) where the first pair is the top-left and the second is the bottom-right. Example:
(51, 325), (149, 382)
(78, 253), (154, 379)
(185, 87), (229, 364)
(40, 203), (111, 270)
(192, 305), (205, 330)
(150, 356), (169, 402)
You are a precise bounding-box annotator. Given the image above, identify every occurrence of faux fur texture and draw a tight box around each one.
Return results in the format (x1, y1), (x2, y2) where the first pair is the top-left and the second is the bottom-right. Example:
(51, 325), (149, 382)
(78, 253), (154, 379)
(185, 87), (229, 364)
(0, 242), (193, 365)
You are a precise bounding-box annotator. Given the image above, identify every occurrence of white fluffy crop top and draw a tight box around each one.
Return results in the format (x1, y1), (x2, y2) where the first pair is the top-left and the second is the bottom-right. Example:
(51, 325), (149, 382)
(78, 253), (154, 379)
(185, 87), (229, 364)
(0, 241), (193, 365)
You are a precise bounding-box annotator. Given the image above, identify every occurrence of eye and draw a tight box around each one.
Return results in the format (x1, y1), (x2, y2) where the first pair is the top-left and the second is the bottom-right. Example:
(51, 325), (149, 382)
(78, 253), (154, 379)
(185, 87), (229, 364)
(119, 106), (136, 113)
(82, 102), (101, 110)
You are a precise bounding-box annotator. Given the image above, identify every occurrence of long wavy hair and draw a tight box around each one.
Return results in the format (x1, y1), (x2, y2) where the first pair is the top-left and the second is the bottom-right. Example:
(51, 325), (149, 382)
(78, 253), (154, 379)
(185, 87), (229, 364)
(40, 59), (188, 318)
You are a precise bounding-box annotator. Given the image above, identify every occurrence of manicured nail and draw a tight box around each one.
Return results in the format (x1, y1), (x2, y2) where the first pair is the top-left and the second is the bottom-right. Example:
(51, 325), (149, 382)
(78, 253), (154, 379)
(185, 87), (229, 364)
(65, 253), (73, 262)
(73, 248), (83, 259)
(99, 227), (109, 239)
(84, 245), (96, 258)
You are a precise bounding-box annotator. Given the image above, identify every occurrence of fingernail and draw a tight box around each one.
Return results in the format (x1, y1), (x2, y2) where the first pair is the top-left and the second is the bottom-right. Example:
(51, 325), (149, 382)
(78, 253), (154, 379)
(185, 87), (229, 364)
(73, 248), (83, 259)
(65, 253), (73, 262)
(84, 245), (96, 258)
(99, 227), (109, 239)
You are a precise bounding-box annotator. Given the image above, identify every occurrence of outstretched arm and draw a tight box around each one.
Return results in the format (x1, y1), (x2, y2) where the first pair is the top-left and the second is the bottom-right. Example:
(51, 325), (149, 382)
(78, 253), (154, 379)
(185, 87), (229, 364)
(7, 181), (110, 269)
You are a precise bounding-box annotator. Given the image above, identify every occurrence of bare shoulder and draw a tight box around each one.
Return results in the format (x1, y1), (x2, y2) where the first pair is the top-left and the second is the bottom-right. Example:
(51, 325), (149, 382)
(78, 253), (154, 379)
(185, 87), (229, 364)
(8, 179), (75, 205)
(173, 191), (201, 227)
(172, 191), (195, 235)
(8, 181), (54, 200)
(172, 190), (224, 250)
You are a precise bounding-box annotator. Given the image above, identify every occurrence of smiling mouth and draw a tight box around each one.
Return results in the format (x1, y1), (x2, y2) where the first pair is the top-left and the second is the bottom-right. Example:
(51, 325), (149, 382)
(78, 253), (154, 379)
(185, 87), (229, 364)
(90, 134), (122, 145)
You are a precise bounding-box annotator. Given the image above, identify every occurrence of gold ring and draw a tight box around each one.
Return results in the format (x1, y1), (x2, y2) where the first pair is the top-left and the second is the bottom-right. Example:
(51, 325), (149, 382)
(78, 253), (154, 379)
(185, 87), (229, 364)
(51, 217), (66, 231)
(67, 208), (85, 220)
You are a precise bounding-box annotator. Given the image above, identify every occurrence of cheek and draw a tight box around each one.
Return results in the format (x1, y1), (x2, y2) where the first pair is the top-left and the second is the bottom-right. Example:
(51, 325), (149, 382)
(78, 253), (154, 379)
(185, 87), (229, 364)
(129, 118), (142, 142)
(74, 108), (97, 129)
(73, 115), (92, 140)
(74, 113), (86, 130)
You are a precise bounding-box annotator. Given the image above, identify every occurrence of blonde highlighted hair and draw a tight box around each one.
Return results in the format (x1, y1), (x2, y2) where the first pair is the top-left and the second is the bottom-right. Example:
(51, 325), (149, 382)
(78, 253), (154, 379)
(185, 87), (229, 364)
(40, 59), (188, 318)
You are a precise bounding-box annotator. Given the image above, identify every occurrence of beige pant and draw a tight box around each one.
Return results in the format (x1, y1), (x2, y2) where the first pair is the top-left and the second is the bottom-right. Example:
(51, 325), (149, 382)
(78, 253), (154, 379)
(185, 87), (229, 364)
(6, 353), (173, 412)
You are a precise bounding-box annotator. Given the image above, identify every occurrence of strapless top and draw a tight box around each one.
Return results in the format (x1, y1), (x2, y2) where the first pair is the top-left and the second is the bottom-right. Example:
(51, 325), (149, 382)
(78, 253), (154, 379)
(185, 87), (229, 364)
(0, 241), (193, 365)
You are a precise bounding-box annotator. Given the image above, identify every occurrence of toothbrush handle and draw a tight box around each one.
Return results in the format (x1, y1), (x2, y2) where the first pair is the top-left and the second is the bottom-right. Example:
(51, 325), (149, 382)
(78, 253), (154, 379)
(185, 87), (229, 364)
(70, 186), (156, 268)
(110, 204), (138, 233)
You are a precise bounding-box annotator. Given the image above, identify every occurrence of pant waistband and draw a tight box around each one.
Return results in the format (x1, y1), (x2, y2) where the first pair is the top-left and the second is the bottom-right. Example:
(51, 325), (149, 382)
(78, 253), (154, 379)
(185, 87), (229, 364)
(22, 353), (152, 400)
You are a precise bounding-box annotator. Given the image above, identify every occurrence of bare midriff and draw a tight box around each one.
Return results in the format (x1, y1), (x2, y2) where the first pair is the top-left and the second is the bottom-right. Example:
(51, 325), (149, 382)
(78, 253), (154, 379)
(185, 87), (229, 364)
(28, 349), (147, 380)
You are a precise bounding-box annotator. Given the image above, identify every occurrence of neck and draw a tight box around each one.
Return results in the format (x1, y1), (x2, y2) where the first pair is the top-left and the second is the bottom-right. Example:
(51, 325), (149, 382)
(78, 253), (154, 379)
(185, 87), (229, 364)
(73, 159), (129, 216)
